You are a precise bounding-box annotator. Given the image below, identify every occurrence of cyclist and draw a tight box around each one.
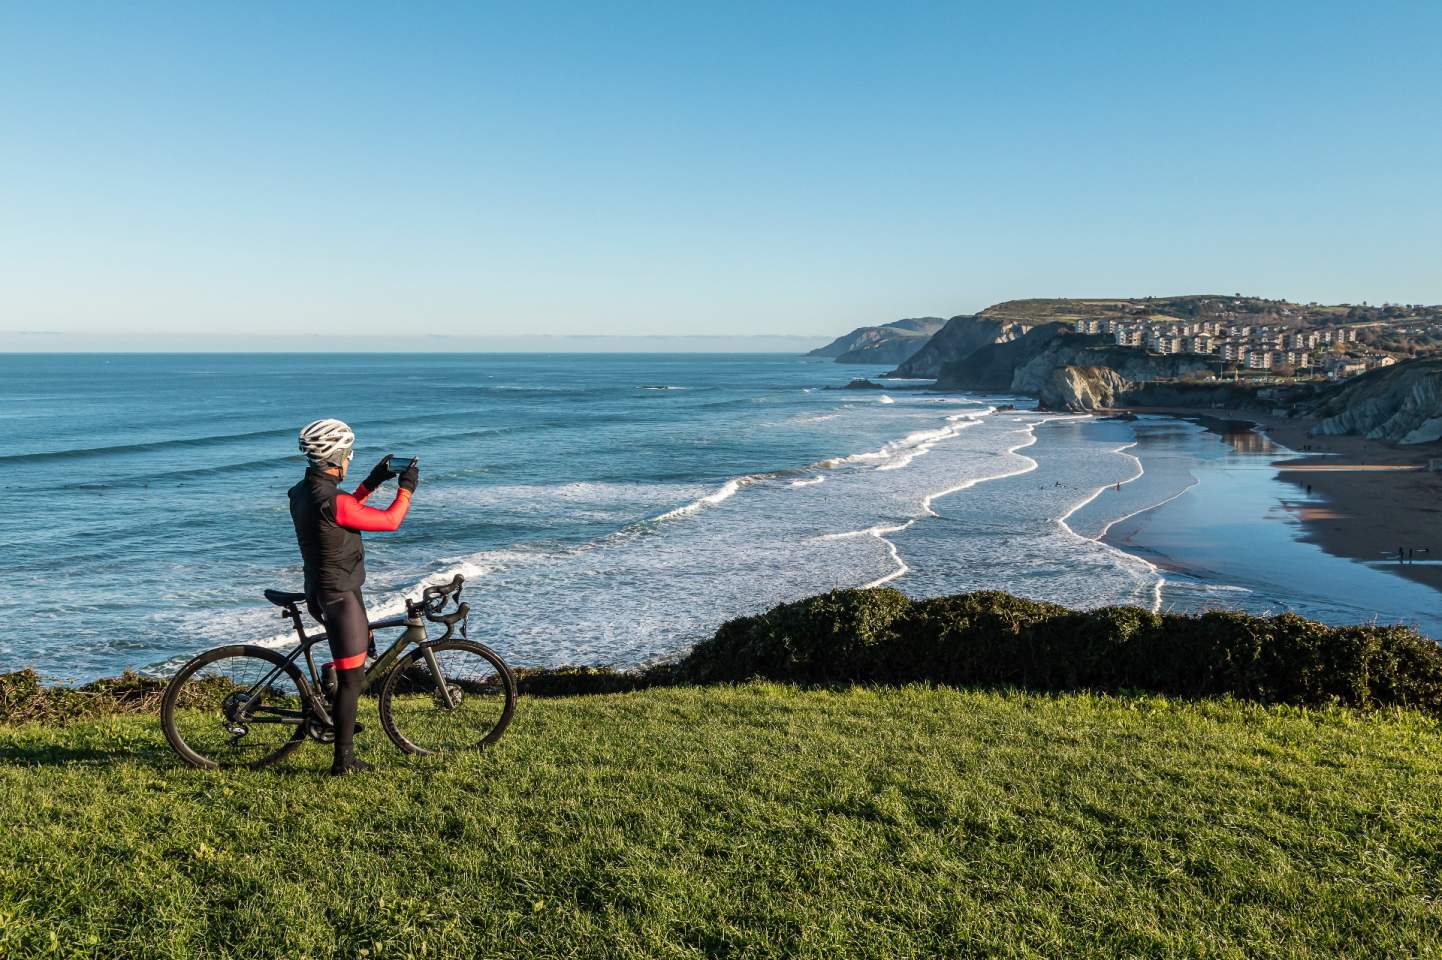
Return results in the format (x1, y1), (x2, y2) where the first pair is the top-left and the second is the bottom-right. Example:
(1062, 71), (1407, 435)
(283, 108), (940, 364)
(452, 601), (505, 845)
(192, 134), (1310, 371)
(289, 418), (419, 775)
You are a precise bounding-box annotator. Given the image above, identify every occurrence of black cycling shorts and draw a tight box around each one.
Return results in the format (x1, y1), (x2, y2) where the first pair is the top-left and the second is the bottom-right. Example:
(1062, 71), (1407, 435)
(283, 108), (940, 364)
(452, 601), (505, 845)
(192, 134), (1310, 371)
(307, 588), (370, 669)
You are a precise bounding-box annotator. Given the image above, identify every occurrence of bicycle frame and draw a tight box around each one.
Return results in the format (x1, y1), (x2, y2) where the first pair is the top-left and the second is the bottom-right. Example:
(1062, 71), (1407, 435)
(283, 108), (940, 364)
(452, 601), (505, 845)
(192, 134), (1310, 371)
(236, 605), (449, 730)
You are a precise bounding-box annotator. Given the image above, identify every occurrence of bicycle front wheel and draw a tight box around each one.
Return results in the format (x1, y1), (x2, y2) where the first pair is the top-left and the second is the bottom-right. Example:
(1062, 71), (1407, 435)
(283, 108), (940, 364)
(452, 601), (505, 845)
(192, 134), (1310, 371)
(379, 640), (516, 755)
(161, 645), (309, 769)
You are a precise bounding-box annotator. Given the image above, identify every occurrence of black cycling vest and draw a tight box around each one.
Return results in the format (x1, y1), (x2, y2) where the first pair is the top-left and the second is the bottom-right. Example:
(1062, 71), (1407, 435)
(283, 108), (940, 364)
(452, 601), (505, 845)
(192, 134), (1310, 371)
(289, 469), (366, 596)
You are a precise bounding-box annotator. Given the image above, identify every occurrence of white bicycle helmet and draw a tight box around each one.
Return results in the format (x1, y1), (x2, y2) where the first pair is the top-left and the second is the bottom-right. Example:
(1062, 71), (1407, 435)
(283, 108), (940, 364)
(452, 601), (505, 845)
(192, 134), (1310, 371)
(298, 418), (355, 467)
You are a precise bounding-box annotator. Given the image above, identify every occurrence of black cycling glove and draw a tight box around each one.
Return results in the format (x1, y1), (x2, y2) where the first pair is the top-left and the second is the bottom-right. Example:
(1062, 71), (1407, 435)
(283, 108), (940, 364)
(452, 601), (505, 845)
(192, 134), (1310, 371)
(362, 454), (396, 491)
(398, 460), (420, 493)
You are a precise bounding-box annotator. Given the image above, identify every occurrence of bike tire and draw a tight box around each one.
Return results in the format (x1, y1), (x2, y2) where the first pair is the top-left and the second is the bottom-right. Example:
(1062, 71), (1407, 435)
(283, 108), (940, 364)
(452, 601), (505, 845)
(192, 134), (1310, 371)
(161, 644), (310, 770)
(378, 639), (517, 756)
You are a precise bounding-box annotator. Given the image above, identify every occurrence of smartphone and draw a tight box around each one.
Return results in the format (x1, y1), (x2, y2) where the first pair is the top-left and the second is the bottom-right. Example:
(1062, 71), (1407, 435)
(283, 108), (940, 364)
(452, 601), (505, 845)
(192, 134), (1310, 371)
(389, 457), (417, 473)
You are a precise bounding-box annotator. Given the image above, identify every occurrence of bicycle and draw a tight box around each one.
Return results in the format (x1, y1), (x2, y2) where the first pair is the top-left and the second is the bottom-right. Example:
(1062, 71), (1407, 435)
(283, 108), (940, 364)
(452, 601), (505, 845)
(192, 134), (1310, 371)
(161, 574), (516, 769)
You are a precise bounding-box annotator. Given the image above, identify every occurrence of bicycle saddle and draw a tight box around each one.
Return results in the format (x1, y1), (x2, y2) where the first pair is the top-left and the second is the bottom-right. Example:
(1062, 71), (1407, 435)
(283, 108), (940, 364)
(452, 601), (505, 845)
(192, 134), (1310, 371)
(264, 589), (307, 607)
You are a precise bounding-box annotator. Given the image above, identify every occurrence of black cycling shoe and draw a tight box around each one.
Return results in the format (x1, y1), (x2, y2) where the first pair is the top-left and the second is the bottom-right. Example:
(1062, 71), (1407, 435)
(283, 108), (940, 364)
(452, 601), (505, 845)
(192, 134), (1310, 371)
(329, 756), (374, 777)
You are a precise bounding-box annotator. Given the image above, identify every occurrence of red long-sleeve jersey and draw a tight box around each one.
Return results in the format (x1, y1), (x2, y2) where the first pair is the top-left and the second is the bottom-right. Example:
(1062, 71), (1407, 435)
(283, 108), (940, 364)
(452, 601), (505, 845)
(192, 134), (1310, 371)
(335, 482), (412, 531)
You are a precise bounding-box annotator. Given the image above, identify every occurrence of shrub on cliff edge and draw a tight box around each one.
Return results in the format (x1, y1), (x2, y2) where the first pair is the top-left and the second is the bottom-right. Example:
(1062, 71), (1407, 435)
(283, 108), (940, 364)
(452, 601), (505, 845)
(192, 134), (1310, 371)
(683, 588), (913, 684)
(7, 590), (1442, 724)
(677, 589), (1442, 715)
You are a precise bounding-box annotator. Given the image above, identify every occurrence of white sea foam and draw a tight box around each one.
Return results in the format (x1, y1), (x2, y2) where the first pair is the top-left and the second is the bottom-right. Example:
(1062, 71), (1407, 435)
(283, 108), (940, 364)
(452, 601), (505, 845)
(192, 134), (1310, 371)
(656, 406), (1000, 527)
(652, 477), (749, 521)
(820, 408), (994, 475)
(818, 410), (1045, 589)
(1042, 430), (1203, 613)
(878, 394), (895, 404)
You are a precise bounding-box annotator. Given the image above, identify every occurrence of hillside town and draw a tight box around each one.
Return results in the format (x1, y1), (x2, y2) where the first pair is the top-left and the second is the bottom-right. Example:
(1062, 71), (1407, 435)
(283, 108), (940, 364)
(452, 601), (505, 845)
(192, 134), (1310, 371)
(1070, 315), (1394, 378)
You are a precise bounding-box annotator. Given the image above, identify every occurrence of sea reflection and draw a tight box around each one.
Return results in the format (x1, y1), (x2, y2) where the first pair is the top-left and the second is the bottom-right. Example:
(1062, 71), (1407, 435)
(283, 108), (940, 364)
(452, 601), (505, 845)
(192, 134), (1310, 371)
(1218, 427), (1275, 455)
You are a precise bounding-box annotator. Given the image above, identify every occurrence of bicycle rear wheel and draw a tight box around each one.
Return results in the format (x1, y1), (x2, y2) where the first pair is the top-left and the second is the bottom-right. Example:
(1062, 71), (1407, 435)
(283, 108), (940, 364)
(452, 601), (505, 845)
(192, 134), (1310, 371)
(378, 640), (516, 755)
(161, 645), (308, 769)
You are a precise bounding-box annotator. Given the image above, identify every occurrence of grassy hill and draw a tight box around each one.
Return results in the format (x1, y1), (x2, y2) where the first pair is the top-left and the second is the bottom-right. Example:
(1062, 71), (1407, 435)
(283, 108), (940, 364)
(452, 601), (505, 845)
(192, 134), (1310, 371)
(6, 589), (1442, 957)
(3, 684), (1441, 959)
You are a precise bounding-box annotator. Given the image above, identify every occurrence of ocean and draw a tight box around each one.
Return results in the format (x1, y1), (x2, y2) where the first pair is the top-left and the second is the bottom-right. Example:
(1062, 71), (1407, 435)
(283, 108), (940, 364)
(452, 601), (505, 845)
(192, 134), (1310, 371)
(4, 353), (1438, 682)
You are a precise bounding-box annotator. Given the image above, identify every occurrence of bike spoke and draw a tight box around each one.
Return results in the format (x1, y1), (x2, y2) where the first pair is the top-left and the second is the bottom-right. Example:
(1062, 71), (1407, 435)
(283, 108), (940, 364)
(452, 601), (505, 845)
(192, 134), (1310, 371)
(167, 653), (306, 767)
(382, 643), (512, 754)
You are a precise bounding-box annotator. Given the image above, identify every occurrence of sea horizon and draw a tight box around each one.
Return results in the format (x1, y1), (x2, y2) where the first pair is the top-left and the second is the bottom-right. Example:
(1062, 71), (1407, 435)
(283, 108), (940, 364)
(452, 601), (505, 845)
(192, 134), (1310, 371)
(0, 336), (837, 354)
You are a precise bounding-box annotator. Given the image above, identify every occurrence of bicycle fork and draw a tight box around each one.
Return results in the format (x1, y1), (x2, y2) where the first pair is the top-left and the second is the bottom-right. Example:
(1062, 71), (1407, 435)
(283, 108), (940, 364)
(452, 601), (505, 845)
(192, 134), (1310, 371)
(420, 643), (457, 709)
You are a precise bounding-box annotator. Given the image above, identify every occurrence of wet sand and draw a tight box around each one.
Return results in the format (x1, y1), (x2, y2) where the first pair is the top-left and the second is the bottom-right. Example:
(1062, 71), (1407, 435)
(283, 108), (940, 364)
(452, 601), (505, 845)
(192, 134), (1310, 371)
(1122, 407), (1442, 594)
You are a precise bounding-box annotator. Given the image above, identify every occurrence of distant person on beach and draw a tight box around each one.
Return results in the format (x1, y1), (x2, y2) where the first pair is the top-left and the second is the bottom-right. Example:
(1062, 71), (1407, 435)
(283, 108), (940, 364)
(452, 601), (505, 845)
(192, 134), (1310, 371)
(289, 419), (420, 776)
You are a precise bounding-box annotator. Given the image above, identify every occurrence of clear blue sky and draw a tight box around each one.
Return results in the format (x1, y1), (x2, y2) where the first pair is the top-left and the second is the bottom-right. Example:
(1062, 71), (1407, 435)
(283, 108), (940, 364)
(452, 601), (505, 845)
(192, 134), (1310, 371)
(2, 1), (1439, 340)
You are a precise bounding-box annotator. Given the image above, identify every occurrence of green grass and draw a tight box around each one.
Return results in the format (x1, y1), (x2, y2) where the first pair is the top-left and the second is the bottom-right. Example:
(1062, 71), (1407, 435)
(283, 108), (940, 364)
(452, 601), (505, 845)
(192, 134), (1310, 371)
(3, 684), (1441, 959)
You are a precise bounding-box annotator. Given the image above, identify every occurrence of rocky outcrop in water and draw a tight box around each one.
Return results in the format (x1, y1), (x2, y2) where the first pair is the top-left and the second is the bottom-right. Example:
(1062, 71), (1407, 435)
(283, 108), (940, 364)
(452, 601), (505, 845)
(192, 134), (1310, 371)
(1039, 366), (1130, 411)
(886, 316), (1034, 378)
(1304, 358), (1442, 444)
(809, 317), (945, 364)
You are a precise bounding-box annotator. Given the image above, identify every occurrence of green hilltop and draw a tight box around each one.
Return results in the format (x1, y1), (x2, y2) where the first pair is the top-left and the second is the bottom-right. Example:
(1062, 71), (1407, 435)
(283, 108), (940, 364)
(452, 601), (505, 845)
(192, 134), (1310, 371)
(2, 685), (1439, 958)
(3, 590), (1442, 957)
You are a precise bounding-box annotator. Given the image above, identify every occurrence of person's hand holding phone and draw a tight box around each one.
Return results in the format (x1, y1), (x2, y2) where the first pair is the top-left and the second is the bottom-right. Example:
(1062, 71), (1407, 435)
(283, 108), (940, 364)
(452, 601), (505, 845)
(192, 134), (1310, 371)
(363, 454), (397, 490)
(398, 458), (420, 492)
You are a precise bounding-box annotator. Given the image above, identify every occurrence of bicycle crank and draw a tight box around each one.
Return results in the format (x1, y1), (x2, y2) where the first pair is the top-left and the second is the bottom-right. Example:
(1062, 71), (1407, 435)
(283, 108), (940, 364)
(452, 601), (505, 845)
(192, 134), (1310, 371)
(306, 716), (337, 743)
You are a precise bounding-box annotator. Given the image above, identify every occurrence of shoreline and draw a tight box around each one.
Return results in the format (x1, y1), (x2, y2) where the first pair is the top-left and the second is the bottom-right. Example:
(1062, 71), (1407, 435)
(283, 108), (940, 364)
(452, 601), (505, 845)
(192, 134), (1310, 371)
(1112, 406), (1442, 595)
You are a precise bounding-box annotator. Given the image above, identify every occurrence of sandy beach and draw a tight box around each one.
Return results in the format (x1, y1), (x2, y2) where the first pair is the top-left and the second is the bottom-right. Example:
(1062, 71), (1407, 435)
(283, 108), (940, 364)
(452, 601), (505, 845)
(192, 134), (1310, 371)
(1124, 407), (1442, 594)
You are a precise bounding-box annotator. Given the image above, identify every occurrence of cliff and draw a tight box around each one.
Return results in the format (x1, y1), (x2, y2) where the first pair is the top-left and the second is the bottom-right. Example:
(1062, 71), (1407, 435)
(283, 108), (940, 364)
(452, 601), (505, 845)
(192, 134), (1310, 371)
(808, 317), (944, 364)
(931, 325), (1215, 410)
(886, 315), (1033, 378)
(1039, 366), (1130, 411)
(1303, 357), (1442, 444)
(932, 322), (1070, 390)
